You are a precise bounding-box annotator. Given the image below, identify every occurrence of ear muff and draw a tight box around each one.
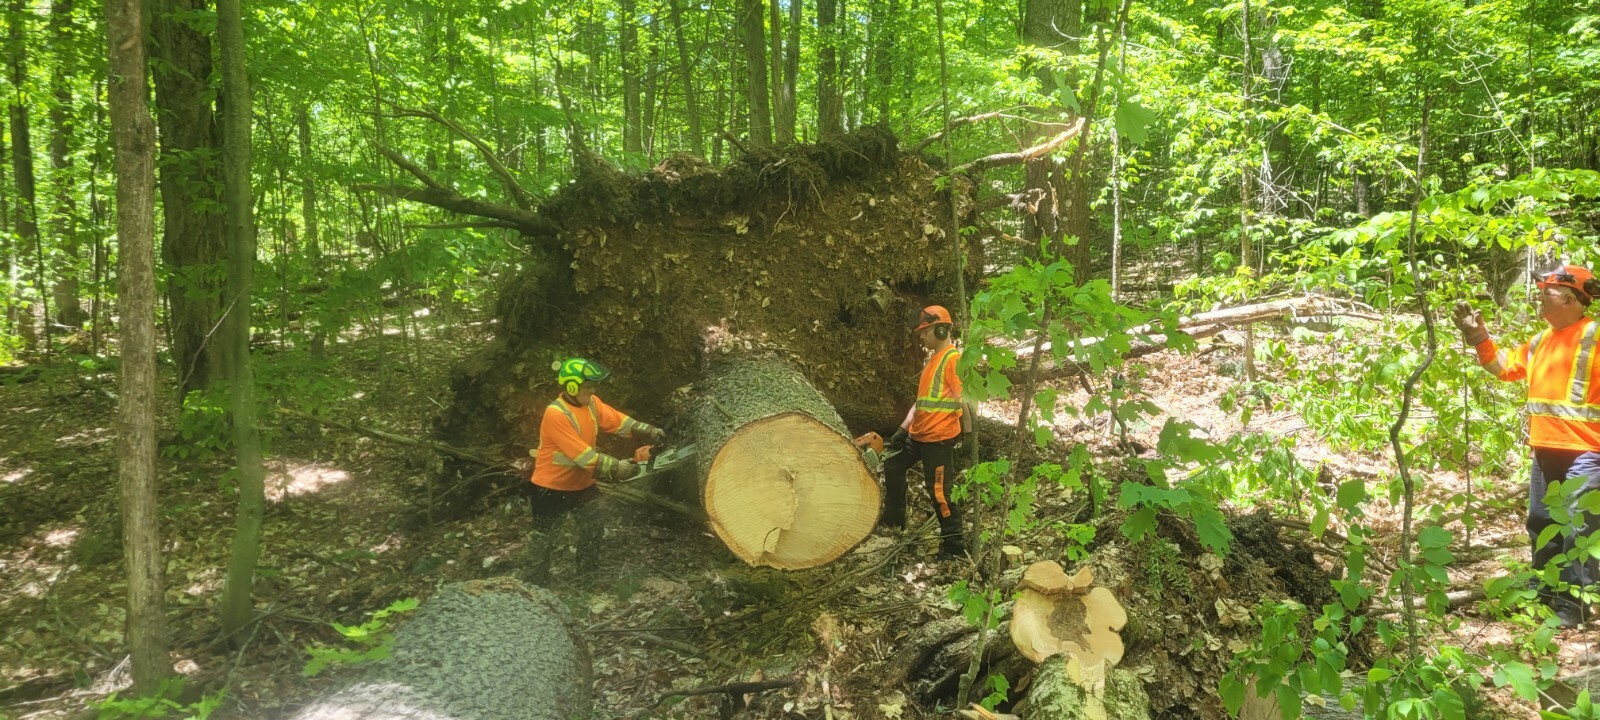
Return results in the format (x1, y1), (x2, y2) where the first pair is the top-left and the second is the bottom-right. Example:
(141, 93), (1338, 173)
(934, 325), (951, 340)
(564, 380), (581, 396)
(1583, 279), (1600, 304)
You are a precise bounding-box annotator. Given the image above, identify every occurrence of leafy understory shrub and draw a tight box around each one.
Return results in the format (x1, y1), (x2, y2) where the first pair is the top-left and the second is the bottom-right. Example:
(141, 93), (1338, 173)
(302, 597), (420, 677)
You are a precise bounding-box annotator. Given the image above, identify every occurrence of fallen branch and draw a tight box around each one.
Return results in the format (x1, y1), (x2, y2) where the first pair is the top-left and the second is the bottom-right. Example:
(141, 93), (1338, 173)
(954, 120), (1085, 175)
(351, 183), (548, 236)
(913, 111), (1006, 153)
(1013, 294), (1381, 363)
(405, 221), (523, 231)
(656, 678), (797, 705)
(275, 407), (702, 520)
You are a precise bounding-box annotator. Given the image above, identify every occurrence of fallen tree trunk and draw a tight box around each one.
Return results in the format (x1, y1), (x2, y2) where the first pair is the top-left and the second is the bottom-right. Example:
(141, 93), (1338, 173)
(682, 359), (880, 570)
(1003, 295), (1383, 381)
(289, 578), (591, 720)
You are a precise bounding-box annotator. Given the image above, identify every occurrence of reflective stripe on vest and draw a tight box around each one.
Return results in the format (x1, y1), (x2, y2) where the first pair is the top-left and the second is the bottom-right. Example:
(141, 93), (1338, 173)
(547, 400), (600, 468)
(916, 348), (962, 414)
(1527, 322), (1600, 422)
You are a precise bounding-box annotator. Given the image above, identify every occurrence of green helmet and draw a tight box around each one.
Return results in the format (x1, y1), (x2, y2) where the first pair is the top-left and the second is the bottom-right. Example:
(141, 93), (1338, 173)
(556, 357), (610, 396)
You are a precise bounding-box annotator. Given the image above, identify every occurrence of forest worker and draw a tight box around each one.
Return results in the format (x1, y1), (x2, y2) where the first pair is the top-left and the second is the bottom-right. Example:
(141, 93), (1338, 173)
(1454, 265), (1600, 627)
(883, 305), (974, 559)
(525, 357), (666, 583)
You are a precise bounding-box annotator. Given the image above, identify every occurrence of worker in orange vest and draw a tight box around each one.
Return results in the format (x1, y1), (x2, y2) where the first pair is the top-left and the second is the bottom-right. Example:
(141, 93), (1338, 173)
(1456, 265), (1600, 627)
(884, 306), (974, 559)
(525, 357), (665, 584)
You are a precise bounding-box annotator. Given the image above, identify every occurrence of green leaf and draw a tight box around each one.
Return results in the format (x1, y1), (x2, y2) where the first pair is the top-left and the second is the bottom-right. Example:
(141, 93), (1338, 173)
(1120, 507), (1158, 542)
(1114, 101), (1157, 146)
(1336, 479), (1366, 513)
(1417, 525), (1452, 549)
(1494, 661), (1539, 702)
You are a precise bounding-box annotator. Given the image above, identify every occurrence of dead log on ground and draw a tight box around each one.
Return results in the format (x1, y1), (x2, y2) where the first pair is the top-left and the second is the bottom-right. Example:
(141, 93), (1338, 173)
(682, 359), (881, 570)
(1003, 295), (1383, 380)
(288, 579), (590, 720)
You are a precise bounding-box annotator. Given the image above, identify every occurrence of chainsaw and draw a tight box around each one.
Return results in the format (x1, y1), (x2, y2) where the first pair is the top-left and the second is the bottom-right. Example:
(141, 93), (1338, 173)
(624, 442), (698, 483)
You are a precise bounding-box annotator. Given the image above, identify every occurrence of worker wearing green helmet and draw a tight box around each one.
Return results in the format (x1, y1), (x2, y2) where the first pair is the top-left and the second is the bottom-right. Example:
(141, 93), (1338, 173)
(526, 357), (665, 584)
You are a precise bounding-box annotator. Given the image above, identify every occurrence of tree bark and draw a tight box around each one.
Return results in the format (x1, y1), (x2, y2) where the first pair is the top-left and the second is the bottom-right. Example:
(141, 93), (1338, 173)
(768, 0), (789, 143)
(49, 0), (84, 328)
(288, 579), (592, 720)
(619, 0), (643, 153)
(9, 0), (45, 349)
(867, 0), (893, 126)
(667, 0), (704, 156)
(682, 359), (880, 569)
(741, 0), (772, 146)
(151, 0), (226, 398)
(216, 0), (266, 637)
(781, 0), (799, 141)
(1019, 0), (1079, 264)
(818, 0), (843, 137)
(106, 0), (171, 692)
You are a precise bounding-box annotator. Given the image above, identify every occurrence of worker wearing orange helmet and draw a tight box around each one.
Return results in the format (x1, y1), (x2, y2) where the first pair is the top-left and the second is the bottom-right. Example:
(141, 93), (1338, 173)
(1455, 264), (1600, 627)
(525, 357), (665, 584)
(883, 305), (974, 559)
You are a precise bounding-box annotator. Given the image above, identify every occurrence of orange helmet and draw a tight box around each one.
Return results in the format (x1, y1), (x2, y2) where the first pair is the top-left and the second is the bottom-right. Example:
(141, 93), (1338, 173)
(1536, 264), (1599, 304)
(915, 305), (953, 332)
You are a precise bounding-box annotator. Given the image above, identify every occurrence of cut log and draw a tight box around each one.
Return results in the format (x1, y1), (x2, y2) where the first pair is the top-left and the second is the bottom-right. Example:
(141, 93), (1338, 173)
(1010, 562), (1128, 668)
(289, 578), (591, 720)
(683, 359), (880, 570)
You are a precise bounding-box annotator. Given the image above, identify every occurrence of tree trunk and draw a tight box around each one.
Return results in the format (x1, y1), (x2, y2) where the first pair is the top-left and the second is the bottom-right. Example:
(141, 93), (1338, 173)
(288, 579), (592, 720)
(683, 359), (880, 570)
(1240, 0), (1256, 383)
(818, 0), (843, 137)
(216, 0), (266, 637)
(106, 0), (171, 692)
(620, 0), (642, 153)
(643, 15), (659, 155)
(151, 0), (226, 398)
(49, 0), (84, 328)
(741, 0), (772, 146)
(767, 0), (787, 143)
(1019, 0), (1079, 263)
(667, 0), (703, 156)
(866, 0), (892, 126)
(9, 0), (45, 350)
(782, 0), (799, 141)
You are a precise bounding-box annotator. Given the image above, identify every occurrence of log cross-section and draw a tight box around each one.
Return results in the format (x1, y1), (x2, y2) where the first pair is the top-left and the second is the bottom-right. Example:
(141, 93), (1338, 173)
(685, 359), (881, 569)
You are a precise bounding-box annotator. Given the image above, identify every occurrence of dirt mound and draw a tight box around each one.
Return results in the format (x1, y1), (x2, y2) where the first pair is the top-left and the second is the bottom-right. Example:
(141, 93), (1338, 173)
(433, 128), (975, 515)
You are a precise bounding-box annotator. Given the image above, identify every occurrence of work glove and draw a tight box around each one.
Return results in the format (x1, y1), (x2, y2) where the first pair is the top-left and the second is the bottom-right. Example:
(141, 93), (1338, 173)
(597, 456), (640, 482)
(639, 425), (667, 444)
(1451, 302), (1490, 347)
(889, 427), (910, 453)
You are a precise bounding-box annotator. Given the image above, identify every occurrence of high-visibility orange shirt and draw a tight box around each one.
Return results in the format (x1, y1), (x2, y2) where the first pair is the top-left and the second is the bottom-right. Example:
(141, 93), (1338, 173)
(1475, 317), (1600, 451)
(909, 346), (964, 442)
(530, 394), (644, 491)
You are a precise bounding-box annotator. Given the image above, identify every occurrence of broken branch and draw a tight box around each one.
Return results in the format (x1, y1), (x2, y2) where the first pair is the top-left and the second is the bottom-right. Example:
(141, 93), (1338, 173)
(385, 103), (535, 210)
(954, 120), (1085, 175)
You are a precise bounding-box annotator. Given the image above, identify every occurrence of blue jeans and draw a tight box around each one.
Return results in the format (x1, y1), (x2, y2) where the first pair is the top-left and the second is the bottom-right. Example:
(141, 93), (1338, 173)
(1528, 449), (1600, 597)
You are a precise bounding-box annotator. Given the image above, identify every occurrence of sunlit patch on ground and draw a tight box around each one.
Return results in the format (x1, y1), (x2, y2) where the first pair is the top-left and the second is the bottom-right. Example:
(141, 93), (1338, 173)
(54, 426), (113, 448)
(42, 526), (80, 548)
(266, 462), (351, 502)
(1, 465), (31, 483)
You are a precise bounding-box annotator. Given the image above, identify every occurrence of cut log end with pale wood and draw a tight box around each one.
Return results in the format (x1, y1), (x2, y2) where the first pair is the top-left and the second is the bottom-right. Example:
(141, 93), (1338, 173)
(688, 360), (880, 570)
(289, 578), (591, 720)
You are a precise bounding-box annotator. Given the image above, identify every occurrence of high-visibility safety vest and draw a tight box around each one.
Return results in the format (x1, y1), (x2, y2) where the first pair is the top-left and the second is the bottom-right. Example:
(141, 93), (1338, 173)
(1476, 317), (1600, 451)
(530, 394), (644, 491)
(909, 346), (964, 442)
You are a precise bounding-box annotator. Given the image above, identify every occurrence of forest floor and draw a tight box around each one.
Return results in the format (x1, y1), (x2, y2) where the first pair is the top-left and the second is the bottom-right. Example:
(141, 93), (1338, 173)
(0, 308), (1592, 720)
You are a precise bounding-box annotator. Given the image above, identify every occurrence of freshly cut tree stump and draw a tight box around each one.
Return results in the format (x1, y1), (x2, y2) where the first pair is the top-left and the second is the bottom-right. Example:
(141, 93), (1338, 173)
(684, 359), (881, 569)
(290, 578), (590, 720)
